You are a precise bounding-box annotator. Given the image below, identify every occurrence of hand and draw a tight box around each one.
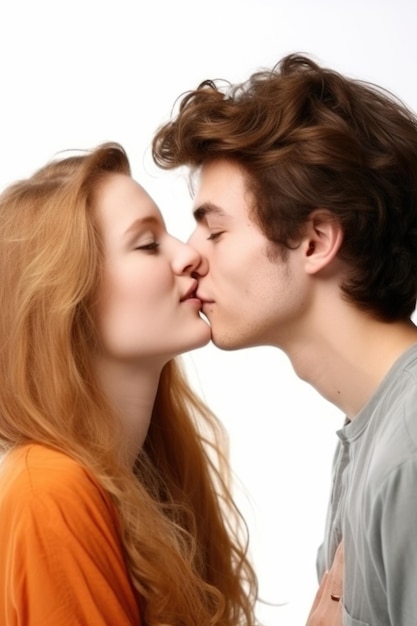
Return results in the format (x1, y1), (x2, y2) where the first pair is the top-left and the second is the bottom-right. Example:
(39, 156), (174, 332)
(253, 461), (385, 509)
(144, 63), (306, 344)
(306, 541), (344, 626)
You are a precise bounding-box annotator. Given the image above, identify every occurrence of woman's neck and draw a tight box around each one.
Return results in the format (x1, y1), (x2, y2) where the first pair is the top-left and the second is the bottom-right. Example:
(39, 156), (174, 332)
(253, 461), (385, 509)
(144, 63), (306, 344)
(94, 356), (162, 467)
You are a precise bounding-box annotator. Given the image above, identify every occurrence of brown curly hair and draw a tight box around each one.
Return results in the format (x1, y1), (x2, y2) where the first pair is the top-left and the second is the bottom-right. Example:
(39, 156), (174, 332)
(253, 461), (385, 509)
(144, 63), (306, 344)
(153, 53), (417, 322)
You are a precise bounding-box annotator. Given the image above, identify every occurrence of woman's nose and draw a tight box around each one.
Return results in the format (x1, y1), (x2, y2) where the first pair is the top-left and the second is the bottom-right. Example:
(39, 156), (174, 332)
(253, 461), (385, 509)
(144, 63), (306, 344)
(171, 238), (207, 276)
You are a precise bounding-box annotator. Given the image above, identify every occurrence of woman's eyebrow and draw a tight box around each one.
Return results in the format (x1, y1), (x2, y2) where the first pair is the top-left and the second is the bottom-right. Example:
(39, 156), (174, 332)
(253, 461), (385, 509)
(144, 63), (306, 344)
(123, 216), (160, 238)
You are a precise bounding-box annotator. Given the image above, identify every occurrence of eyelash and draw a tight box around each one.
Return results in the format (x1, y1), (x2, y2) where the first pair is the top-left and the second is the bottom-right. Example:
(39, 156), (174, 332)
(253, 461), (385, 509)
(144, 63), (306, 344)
(135, 242), (160, 253)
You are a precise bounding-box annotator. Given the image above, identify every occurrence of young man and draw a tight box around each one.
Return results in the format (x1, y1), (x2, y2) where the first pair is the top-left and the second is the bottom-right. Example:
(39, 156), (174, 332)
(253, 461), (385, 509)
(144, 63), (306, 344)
(152, 54), (417, 625)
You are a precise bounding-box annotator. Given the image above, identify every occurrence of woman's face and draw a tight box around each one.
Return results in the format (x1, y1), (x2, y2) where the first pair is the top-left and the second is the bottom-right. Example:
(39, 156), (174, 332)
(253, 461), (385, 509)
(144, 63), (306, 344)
(93, 173), (211, 366)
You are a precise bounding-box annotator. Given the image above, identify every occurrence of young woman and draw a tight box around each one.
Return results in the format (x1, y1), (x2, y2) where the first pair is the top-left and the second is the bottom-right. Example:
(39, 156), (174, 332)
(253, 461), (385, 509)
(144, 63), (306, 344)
(0, 143), (258, 626)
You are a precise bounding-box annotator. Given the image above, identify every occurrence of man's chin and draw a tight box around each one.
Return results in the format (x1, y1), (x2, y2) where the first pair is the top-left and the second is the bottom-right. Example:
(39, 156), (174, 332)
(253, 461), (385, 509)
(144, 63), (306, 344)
(201, 314), (252, 351)
(210, 331), (246, 352)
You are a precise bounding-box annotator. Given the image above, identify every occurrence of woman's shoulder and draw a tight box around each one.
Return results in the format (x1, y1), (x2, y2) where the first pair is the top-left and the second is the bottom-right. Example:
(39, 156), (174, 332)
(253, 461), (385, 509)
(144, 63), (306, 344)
(0, 446), (140, 625)
(1, 442), (87, 484)
(0, 443), (109, 516)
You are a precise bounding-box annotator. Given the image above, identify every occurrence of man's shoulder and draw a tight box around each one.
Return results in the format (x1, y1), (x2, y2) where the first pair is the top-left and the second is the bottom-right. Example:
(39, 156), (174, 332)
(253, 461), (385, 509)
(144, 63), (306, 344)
(377, 343), (417, 420)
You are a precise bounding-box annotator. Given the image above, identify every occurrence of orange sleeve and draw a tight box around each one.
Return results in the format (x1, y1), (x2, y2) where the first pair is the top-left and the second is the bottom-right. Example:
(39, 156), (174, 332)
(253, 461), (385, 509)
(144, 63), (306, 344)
(0, 445), (142, 626)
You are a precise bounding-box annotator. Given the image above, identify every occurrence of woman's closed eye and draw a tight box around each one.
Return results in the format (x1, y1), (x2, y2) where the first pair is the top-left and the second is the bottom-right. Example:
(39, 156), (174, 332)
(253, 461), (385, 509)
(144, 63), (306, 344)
(135, 242), (160, 253)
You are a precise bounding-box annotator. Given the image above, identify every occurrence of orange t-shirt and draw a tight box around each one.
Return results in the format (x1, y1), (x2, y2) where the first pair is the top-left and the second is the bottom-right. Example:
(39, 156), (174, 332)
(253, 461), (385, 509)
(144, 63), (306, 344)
(0, 444), (142, 625)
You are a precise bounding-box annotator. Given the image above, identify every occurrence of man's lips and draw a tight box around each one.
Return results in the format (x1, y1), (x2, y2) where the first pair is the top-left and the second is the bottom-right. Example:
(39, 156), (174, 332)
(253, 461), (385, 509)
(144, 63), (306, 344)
(196, 293), (215, 306)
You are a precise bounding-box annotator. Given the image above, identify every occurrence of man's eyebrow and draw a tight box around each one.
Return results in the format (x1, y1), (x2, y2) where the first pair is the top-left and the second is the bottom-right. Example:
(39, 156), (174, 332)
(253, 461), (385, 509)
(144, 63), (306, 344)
(193, 203), (227, 223)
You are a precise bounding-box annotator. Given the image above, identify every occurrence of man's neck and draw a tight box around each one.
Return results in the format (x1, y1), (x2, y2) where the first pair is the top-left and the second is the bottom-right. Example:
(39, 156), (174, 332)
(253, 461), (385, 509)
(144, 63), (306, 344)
(283, 305), (417, 419)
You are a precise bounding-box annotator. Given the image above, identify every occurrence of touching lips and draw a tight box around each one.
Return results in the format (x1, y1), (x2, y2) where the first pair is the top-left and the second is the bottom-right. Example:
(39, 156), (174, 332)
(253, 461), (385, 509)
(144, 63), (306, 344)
(180, 279), (202, 306)
(196, 290), (213, 305)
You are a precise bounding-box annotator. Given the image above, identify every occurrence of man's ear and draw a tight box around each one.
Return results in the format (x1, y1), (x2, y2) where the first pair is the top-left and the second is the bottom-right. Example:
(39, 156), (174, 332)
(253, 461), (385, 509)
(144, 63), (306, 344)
(302, 210), (344, 275)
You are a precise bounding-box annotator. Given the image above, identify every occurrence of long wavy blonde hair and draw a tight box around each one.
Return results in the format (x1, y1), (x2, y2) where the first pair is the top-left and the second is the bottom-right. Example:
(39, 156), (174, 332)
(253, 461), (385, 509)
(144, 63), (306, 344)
(0, 143), (258, 625)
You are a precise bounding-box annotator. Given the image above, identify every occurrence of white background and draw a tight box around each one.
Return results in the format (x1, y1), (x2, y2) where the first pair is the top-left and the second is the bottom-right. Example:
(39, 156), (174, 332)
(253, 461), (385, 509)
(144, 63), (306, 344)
(1, 1), (416, 624)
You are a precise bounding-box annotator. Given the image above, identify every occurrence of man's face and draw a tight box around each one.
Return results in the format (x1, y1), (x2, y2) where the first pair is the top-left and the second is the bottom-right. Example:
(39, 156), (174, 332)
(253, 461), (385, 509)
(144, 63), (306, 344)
(189, 159), (308, 350)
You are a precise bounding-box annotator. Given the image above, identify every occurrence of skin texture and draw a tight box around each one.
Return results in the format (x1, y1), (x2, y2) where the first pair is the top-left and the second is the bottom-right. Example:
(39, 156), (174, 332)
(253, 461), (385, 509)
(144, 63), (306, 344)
(92, 173), (211, 461)
(95, 173), (210, 364)
(189, 159), (310, 350)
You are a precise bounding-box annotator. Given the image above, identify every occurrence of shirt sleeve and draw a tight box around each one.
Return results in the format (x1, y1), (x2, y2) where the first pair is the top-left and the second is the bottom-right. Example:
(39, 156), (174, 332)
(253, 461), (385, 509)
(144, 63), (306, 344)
(370, 457), (417, 626)
(2, 453), (142, 626)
